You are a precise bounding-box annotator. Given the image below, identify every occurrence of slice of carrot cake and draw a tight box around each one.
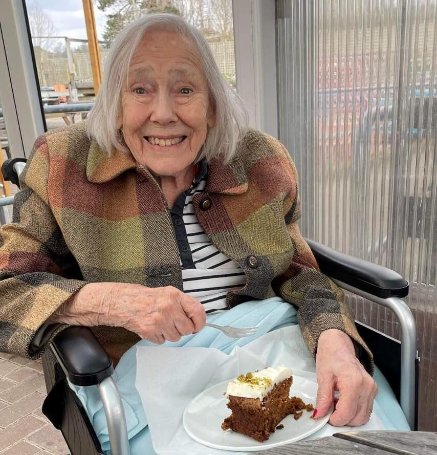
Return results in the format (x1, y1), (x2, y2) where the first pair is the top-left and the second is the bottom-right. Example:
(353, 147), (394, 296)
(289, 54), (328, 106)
(221, 366), (312, 442)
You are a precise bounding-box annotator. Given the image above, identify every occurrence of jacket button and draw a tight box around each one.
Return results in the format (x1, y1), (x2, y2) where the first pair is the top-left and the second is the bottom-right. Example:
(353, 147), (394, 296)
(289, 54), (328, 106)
(200, 197), (212, 211)
(246, 255), (259, 268)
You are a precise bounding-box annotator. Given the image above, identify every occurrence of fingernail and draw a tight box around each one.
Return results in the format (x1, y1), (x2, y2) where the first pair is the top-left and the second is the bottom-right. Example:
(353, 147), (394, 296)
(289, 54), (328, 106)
(312, 409), (318, 419)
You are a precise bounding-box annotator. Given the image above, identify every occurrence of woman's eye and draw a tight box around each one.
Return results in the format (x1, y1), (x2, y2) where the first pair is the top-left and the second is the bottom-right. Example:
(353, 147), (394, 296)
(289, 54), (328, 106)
(133, 87), (146, 95)
(180, 87), (192, 95)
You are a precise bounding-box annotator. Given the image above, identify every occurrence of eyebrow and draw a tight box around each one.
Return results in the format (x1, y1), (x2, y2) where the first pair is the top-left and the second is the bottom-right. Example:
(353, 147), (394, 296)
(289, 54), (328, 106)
(168, 68), (200, 80)
(128, 66), (202, 82)
(129, 66), (154, 80)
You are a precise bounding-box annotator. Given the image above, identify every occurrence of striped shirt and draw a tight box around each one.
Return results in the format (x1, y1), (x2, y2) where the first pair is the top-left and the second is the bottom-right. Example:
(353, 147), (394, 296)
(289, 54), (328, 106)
(169, 163), (246, 312)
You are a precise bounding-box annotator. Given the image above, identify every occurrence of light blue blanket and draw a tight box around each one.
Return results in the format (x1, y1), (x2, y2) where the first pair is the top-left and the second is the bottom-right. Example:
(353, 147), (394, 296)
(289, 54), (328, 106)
(71, 297), (409, 454)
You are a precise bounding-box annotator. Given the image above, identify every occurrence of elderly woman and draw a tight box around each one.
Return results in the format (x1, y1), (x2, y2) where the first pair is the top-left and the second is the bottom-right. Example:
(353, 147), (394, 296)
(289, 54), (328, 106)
(0, 13), (384, 452)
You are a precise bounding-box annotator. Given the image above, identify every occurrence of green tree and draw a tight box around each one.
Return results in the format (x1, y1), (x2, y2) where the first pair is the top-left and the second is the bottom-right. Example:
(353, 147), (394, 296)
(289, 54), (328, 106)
(96, 0), (180, 45)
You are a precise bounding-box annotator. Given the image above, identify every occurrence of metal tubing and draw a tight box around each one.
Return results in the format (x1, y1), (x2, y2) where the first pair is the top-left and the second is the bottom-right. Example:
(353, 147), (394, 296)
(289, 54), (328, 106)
(0, 205), (9, 224)
(0, 196), (14, 207)
(333, 279), (417, 429)
(43, 103), (94, 114)
(0, 103), (94, 117)
(98, 377), (130, 455)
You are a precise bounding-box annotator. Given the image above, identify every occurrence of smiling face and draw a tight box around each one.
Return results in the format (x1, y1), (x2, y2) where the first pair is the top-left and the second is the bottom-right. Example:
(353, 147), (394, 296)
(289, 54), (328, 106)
(120, 29), (215, 183)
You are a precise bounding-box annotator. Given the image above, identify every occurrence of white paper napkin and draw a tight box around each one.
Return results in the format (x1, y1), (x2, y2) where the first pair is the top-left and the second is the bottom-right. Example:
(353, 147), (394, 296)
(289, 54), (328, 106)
(135, 325), (388, 454)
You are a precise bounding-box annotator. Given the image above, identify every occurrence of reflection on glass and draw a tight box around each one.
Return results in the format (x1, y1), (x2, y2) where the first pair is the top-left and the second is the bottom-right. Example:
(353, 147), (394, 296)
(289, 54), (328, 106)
(277, 0), (437, 431)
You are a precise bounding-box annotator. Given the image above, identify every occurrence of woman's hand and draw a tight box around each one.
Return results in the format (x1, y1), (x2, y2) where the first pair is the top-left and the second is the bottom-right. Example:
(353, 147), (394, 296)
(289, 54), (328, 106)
(51, 282), (206, 344)
(314, 329), (377, 426)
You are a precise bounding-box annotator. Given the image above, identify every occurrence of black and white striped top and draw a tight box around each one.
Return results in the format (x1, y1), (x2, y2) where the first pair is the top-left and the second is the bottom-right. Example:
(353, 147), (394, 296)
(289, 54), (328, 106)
(170, 168), (246, 312)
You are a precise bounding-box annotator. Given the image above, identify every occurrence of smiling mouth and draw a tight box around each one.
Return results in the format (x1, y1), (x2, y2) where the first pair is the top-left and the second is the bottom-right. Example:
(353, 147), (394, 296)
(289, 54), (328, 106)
(145, 136), (186, 146)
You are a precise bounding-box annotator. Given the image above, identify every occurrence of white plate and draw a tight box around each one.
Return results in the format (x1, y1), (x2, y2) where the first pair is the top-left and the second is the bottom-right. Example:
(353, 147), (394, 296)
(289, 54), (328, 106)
(183, 374), (331, 452)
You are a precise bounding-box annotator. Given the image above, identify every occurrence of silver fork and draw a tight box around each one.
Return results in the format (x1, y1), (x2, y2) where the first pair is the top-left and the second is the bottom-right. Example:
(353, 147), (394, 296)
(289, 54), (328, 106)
(205, 322), (258, 338)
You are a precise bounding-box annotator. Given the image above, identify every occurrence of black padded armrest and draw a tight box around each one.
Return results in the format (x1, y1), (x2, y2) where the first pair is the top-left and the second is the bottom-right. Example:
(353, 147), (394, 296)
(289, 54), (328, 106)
(306, 239), (409, 298)
(51, 326), (114, 386)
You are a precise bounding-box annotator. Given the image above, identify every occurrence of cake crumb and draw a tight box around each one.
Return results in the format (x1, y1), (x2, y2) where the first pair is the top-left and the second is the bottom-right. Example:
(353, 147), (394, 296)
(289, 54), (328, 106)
(276, 424), (284, 430)
(293, 410), (303, 420)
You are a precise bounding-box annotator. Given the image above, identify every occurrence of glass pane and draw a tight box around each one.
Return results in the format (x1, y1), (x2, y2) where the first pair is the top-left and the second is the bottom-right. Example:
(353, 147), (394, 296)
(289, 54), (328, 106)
(25, 0), (103, 131)
(277, 0), (437, 430)
(95, 0), (236, 86)
(25, 0), (235, 134)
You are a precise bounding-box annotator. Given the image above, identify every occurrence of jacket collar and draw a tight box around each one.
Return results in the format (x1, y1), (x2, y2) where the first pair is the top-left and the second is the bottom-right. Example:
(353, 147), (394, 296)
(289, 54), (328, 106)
(86, 139), (248, 195)
(206, 156), (248, 195)
(86, 140), (137, 183)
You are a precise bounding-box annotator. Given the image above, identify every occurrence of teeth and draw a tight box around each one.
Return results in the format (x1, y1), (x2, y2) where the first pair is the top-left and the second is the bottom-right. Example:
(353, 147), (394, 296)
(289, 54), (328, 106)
(147, 136), (184, 146)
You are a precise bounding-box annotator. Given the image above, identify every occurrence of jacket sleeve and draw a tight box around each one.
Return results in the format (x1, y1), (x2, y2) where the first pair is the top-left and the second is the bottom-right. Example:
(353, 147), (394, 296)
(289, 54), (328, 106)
(0, 135), (87, 359)
(272, 143), (374, 374)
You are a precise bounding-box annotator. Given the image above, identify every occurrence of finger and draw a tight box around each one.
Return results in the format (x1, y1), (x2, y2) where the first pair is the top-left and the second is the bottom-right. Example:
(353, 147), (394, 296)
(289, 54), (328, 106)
(315, 374), (335, 419)
(328, 371), (362, 426)
(328, 369), (374, 426)
(347, 381), (377, 426)
(329, 390), (360, 426)
(162, 323), (183, 342)
(167, 292), (202, 335)
(173, 316), (195, 336)
(347, 402), (373, 427)
(180, 296), (206, 331)
(331, 359), (375, 425)
(149, 333), (165, 344)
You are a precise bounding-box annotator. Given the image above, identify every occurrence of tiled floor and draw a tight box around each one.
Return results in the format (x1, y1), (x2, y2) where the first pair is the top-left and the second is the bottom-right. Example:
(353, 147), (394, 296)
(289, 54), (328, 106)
(0, 352), (69, 455)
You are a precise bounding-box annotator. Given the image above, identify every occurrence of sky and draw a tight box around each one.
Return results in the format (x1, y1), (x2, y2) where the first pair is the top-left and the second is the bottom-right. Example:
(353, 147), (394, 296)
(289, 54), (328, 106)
(27, 0), (108, 41)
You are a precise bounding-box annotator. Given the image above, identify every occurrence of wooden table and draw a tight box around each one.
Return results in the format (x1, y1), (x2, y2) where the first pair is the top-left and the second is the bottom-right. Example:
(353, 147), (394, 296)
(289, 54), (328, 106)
(258, 431), (437, 454)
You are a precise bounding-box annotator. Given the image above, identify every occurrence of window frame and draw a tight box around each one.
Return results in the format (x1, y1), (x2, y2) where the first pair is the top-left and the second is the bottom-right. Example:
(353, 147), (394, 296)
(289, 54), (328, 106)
(0, 0), (44, 159)
(233, 0), (278, 137)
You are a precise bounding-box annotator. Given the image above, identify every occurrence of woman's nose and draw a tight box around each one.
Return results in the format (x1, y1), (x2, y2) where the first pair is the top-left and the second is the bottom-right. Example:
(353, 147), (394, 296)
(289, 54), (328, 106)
(150, 93), (177, 124)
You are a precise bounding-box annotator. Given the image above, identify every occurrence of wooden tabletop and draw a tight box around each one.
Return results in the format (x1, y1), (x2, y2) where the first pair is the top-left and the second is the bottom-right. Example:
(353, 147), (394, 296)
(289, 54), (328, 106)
(257, 431), (437, 454)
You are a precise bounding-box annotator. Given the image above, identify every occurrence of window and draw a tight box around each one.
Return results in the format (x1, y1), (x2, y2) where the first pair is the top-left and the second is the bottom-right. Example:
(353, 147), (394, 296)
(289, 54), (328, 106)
(25, 0), (236, 133)
(277, 0), (437, 430)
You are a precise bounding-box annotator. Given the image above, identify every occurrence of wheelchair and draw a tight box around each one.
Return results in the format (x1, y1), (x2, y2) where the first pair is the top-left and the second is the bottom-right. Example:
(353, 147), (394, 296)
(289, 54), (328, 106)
(0, 158), (417, 455)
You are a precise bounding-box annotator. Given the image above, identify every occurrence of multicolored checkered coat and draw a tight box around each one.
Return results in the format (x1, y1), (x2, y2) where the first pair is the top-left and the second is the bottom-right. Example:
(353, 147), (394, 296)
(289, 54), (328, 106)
(0, 122), (372, 371)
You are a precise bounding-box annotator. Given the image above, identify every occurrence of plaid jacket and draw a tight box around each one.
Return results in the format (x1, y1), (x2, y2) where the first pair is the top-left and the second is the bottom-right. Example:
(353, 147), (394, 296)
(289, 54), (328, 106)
(0, 122), (372, 371)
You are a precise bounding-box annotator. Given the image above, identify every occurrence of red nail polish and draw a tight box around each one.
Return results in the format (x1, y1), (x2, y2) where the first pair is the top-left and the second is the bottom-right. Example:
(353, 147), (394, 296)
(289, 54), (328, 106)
(312, 409), (318, 419)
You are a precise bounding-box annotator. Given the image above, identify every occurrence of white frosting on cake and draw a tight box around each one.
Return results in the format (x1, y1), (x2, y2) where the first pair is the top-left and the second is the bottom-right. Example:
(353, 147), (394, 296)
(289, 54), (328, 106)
(225, 366), (292, 399)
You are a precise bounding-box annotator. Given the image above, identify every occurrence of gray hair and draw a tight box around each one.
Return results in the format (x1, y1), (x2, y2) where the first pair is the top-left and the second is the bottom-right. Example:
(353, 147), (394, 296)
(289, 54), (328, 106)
(87, 13), (248, 163)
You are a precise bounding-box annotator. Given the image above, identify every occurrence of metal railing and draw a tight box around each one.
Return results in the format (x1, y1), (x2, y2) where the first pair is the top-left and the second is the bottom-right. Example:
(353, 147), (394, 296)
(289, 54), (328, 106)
(0, 103), (94, 119)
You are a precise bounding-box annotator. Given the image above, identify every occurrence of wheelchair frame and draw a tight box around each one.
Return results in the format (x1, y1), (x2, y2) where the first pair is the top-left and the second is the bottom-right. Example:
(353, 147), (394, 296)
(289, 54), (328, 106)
(1, 158), (417, 455)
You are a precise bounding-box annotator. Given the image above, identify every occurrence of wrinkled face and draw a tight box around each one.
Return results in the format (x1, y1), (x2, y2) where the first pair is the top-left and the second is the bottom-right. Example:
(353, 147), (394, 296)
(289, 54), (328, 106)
(120, 30), (215, 179)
